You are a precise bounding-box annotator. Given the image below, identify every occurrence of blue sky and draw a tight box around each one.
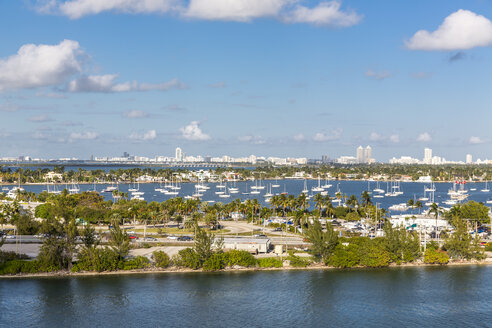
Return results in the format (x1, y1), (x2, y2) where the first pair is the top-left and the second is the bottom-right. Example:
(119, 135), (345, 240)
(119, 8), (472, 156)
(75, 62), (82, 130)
(1, 0), (492, 161)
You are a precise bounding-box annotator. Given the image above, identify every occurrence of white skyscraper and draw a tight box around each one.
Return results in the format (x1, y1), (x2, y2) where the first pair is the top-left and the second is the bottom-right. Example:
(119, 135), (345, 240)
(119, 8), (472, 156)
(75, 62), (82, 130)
(356, 146), (364, 163)
(364, 146), (372, 163)
(424, 148), (432, 164)
(466, 154), (473, 164)
(175, 147), (183, 162)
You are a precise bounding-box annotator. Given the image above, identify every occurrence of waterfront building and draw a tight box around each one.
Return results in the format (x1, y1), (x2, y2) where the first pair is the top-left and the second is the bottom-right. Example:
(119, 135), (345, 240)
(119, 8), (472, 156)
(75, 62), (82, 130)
(466, 154), (473, 164)
(424, 148), (432, 164)
(364, 146), (373, 163)
(356, 146), (364, 163)
(175, 147), (183, 162)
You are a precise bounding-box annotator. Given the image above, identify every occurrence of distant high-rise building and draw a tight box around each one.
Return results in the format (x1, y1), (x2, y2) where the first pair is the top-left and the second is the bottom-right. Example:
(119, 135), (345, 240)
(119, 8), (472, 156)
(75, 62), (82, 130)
(364, 146), (372, 163)
(321, 155), (331, 163)
(424, 148), (432, 164)
(356, 146), (364, 163)
(123, 151), (129, 158)
(175, 147), (183, 162)
(466, 154), (473, 164)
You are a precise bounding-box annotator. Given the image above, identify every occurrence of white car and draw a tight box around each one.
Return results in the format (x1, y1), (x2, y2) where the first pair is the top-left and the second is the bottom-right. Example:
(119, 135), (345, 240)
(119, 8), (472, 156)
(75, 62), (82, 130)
(167, 235), (179, 240)
(5, 235), (16, 239)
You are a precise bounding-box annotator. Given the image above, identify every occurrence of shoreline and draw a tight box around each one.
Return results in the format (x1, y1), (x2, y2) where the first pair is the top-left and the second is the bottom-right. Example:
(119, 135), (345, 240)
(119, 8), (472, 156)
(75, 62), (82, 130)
(2, 260), (491, 279)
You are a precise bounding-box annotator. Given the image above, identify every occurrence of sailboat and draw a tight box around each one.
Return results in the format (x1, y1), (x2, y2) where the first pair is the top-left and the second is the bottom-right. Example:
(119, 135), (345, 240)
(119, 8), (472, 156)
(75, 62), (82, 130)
(322, 177), (332, 189)
(481, 181), (490, 192)
(373, 181), (384, 194)
(242, 182), (249, 195)
(264, 184), (273, 198)
(272, 179), (280, 188)
(68, 181), (80, 194)
(229, 180), (239, 194)
(312, 177), (323, 192)
(302, 180), (308, 194)
(219, 186), (231, 198)
(419, 186), (429, 201)
(129, 181), (138, 192)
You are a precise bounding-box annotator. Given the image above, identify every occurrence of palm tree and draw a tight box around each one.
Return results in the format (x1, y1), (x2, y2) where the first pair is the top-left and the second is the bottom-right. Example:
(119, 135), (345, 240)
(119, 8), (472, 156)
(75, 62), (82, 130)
(360, 191), (372, 207)
(407, 199), (415, 214)
(313, 193), (324, 219)
(415, 201), (423, 214)
(428, 202), (443, 239)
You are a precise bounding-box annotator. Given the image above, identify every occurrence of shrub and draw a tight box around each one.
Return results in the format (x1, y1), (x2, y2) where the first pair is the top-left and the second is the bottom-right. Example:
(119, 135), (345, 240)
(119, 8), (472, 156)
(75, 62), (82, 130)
(225, 250), (257, 267)
(257, 257), (283, 268)
(123, 256), (151, 270)
(142, 243), (151, 249)
(203, 253), (227, 271)
(75, 247), (121, 272)
(359, 245), (390, 268)
(0, 250), (29, 263)
(173, 248), (201, 269)
(287, 253), (310, 268)
(327, 244), (360, 268)
(0, 260), (47, 275)
(152, 251), (171, 268)
(424, 248), (449, 265)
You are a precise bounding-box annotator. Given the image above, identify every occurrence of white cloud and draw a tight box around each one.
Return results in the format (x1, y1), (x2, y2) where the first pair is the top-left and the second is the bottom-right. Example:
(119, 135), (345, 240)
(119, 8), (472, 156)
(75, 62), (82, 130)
(185, 0), (286, 21)
(0, 39), (82, 91)
(369, 132), (384, 142)
(406, 9), (492, 51)
(57, 0), (180, 19)
(0, 132), (12, 138)
(417, 132), (432, 142)
(365, 69), (391, 81)
(67, 75), (187, 93)
(469, 136), (484, 144)
(284, 1), (362, 27)
(389, 134), (400, 143)
(69, 131), (99, 141)
(313, 128), (342, 141)
(123, 110), (149, 118)
(38, 0), (362, 27)
(209, 81), (226, 88)
(179, 121), (210, 141)
(293, 133), (305, 141)
(129, 129), (157, 141)
(28, 114), (52, 122)
(238, 135), (265, 144)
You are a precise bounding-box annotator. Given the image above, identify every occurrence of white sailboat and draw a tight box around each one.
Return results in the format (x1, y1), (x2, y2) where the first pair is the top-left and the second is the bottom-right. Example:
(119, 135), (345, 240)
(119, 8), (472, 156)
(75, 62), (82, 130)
(481, 181), (490, 192)
(312, 177), (323, 192)
(302, 180), (308, 194)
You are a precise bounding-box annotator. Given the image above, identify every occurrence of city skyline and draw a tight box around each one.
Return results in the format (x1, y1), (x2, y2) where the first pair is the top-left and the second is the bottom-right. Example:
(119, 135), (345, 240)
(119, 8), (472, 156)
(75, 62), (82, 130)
(2, 1), (492, 160)
(1, 146), (486, 166)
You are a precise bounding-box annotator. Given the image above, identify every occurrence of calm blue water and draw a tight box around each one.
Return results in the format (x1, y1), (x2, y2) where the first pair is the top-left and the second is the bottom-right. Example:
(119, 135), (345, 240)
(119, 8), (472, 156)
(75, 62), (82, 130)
(9, 180), (492, 212)
(0, 266), (491, 327)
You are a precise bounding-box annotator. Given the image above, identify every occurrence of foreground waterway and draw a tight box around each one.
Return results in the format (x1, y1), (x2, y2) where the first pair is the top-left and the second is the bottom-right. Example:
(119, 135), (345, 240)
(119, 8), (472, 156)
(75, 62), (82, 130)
(1, 266), (491, 327)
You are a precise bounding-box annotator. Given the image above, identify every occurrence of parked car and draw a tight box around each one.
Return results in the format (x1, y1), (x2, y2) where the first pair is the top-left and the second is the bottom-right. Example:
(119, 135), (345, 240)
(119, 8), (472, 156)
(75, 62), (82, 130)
(5, 235), (16, 239)
(177, 236), (193, 241)
(273, 227), (282, 232)
(128, 235), (137, 240)
(254, 234), (267, 238)
(143, 237), (157, 241)
(167, 235), (179, 240)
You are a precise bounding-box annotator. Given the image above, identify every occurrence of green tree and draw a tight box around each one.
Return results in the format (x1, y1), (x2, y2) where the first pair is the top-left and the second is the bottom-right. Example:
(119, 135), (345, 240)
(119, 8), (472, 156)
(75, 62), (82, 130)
(109, 222), (130, 261)
(193, 225), (215, 263)
(444, 216), (484, 260)
(305, 219), (338, 262)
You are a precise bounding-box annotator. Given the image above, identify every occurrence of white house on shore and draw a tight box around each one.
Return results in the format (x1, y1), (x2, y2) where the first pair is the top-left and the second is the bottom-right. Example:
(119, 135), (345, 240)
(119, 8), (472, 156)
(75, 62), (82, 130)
(221, 237), (271, 254)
